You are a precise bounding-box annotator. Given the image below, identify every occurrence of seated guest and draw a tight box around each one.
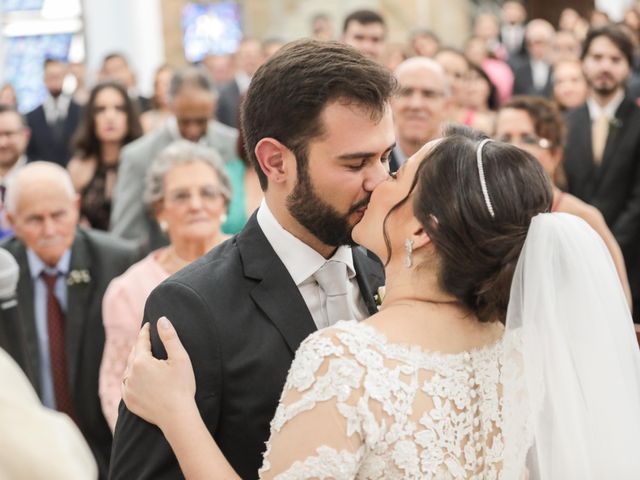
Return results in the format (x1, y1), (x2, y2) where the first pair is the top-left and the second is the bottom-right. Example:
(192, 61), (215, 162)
(67, 81), (142, 230)
(495, 95), (632, 305)
(99, 140), (231, 430)
(222, 130), (262, 234)
(553, 58), (588, 111)
(110, 66), (238, 253)
(0, 105), (31, 238)
(140, 64), (174, 133)
(0, 348), (97, 479)
(0, 83), (17, 108)
(25, 58), (81, 166)
(1, 162), (137, 478)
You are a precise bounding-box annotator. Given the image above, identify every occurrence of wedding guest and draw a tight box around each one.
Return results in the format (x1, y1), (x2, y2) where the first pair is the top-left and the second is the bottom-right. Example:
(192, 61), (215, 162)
(121, 126), (640, 477)
(552, 58), (588, 111)
(0, 348), (97, 479)
(67, 81), (142, 230)
(495, 95), (631, 305)
(2, 162), (137, 479)
(0, 83), (17, 108)
(99, 140), (231, 431)
(25, 58), (81, 166)
(140, 64), (174, 133)
(462, 63), (498, 135)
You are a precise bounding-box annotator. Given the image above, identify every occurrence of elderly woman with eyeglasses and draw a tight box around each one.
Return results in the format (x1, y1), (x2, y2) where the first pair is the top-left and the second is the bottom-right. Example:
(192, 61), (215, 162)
(98, 140), (231, 431)
(496, 95), (632, 306)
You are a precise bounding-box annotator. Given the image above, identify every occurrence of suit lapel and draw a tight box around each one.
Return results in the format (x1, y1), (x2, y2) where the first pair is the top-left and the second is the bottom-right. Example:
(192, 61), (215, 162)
(352, 247), (385, 315)
(598, 99), (633, 179)
(13, 245), (40, 393)
(65, 231), (93, 391)
(238, 216), (316, 355)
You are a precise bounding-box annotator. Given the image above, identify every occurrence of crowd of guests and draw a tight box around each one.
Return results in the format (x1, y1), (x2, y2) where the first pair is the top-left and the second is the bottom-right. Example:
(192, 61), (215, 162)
(0, 2), (640, 478)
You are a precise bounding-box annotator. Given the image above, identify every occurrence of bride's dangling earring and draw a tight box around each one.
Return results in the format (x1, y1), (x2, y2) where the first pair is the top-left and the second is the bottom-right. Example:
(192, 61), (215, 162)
(404, 239), (413, 268)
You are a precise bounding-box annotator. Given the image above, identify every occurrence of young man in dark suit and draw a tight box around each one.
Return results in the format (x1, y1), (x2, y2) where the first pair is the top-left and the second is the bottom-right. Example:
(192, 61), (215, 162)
(25, 58), (81, 166)
(110, 40), (394, 479)
(0, 162), (138, 478)
(563, 25), (640, 319)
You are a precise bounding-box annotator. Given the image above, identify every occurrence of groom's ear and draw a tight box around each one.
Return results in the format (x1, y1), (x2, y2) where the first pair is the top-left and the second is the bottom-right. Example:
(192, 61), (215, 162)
(255, 138), (293, 185)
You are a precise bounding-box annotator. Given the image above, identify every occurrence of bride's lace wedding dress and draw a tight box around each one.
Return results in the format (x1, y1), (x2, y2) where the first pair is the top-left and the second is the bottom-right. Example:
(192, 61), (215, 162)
(258, 320), (505, 479)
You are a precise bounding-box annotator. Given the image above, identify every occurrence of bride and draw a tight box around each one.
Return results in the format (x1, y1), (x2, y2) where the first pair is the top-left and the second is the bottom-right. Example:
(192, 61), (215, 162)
(121, 126), (640, 479)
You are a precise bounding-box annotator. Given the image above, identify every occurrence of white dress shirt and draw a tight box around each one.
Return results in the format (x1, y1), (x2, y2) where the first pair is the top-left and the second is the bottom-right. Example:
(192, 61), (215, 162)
(43, 94), (71, 125)
(256, 200), (369, 329)
(587, 90), (625, 122)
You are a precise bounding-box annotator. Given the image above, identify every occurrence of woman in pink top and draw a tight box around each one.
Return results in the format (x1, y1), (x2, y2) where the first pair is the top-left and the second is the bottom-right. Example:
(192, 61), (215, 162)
(99, 140), (231, 430)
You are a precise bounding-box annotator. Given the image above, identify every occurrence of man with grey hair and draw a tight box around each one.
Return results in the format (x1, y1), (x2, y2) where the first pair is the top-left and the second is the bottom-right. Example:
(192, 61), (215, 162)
(512, 19), (555, 97)
(0, 161), (137, 479)
(110, 66), (238, 253)
(389, 57), (451, 171)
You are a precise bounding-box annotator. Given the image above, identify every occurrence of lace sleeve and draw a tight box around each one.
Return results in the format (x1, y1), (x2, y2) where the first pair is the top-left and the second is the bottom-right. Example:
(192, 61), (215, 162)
(259, 327), (368, 480)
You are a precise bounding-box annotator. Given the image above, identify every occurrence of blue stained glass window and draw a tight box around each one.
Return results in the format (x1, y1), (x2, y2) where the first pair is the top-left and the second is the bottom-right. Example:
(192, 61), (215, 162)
(182, 1), (243, 62)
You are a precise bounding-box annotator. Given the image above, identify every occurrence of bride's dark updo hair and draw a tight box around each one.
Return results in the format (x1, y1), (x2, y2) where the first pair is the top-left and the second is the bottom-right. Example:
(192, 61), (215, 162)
(395, 125), (553, 323)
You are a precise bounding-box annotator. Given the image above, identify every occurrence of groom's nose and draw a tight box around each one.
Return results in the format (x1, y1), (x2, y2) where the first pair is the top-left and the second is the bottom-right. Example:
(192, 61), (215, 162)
(363, 159), (390, 192)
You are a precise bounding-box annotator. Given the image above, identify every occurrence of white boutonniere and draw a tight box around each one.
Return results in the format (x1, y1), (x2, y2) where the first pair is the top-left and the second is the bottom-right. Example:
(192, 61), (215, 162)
(374, 286), (386, 310)
(67, 269), (91, 286)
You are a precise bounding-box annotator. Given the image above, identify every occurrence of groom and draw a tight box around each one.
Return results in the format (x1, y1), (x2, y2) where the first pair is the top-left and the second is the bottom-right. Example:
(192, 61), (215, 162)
(109, 40), (397, 479)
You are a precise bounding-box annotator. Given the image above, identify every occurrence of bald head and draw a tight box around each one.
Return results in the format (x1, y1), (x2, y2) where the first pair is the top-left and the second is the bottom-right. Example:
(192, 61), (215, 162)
(6, 162), (79, 267)
(394, 57), (450, 96)
(391, 57), (450, 157)
(526, 19), (555, 61)
(6, 162), (75, 215)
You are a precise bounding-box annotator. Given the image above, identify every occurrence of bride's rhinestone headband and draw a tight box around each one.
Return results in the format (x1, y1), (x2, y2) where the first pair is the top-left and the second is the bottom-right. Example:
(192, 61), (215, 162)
(476, 139), (495, 218)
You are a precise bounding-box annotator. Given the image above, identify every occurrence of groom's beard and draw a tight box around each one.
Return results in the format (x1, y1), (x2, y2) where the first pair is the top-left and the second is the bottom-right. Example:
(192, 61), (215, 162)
(287, 167), (369, 248)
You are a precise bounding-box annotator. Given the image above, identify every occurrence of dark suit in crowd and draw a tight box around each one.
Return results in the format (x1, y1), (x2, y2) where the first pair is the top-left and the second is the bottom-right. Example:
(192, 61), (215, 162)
(564, 97), (640, 319)
(512, 60), (553, 97)
(0, 228), (137, 479)
(25, 98), (81, 167)
(216, 79), (242, 128)
(109, 214), (385, 479)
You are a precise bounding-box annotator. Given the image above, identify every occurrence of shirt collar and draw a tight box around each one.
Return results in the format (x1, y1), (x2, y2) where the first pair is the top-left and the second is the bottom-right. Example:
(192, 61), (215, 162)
(256, 199), (355, 286)
(587, 90), (625, 120)
(235, 72), (252, 94)
(26, 248), (72, 280)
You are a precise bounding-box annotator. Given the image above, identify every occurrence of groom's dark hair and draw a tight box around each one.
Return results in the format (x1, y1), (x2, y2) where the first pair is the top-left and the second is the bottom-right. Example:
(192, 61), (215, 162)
(241, 39), (397, 190)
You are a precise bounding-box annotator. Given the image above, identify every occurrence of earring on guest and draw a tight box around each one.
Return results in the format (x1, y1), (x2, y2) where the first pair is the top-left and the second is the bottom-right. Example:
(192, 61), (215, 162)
(404, 239), (414, 268)
(220, 213), (228, 224)
(159, 220), (168, 232)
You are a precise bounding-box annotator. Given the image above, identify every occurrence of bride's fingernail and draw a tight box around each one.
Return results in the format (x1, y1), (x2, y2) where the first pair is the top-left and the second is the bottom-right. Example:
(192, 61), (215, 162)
(159, 317), (171, 330)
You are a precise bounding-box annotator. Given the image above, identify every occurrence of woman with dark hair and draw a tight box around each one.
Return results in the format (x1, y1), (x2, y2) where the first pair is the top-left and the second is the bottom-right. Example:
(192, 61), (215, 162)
(67, 81), (142, 230)
(120, 127), (640, 477)
(495, 95), (631, 305)
(463, 62), (499, 135)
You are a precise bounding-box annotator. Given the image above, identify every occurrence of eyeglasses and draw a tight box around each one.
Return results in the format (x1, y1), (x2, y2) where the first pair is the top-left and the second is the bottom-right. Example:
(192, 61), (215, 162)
(496, 133), (552, 149)
(165, 186), (225, 205)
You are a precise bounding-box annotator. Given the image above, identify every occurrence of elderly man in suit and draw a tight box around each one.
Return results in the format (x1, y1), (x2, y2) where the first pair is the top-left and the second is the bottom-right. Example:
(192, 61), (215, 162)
(110, 40), (392, 480)
(0, 162), (137, 479)
(25, 58), (81, 166)
(564, 25), (640, 319)
(511, 19), (555, 97)
(110, 66), (238, 253)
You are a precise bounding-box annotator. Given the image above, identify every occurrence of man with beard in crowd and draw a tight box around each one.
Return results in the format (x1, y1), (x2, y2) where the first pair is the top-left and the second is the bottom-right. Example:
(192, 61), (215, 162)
(110, 40), (394, 479)
(564, 25), (640, 320)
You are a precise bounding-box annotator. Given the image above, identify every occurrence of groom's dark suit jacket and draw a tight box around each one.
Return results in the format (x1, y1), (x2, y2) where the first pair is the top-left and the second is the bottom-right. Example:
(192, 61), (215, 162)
(109, 214), (385, 479)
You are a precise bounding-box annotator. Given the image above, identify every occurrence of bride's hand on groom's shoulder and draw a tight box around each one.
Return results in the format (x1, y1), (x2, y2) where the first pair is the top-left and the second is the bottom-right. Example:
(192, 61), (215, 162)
(121, 317), (197, 430)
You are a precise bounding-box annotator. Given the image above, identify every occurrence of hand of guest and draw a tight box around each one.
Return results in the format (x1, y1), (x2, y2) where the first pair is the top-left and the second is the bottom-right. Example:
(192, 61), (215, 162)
(121, 317), (197, 431)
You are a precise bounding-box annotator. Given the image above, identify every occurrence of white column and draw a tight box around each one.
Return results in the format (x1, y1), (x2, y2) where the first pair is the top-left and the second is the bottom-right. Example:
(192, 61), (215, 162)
(83, 0), (165, 95)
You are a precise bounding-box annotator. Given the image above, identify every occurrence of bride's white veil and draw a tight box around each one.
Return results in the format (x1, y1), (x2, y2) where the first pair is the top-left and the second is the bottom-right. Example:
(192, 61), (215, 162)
(501, 212), (640, 479)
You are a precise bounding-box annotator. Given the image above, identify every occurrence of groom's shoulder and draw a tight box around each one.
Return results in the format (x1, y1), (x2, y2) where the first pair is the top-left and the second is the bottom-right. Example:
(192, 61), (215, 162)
(169, 236), (245, 293)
